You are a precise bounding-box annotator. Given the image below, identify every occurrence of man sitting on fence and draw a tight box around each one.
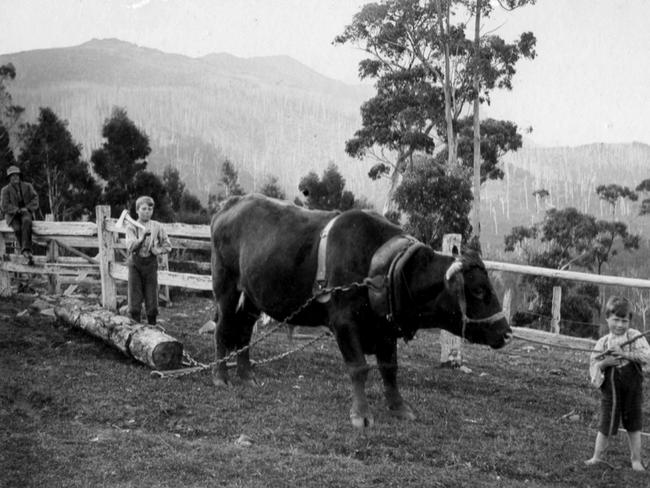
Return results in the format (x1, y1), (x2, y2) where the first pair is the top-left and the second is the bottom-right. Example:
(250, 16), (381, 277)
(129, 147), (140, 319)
(1, 165), (39, 265)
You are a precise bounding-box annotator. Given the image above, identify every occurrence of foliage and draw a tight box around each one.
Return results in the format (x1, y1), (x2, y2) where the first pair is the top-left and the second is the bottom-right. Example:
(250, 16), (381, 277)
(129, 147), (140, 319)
(393, 154), (472, 249)
(343, 66), (444, 179)
(634, 178), (650, 216)
(532, 188), (549, 199)
(132, 171), (173, 222)
(91, 107), (151, 216)
(18, 107), (100, 220)
(298, 163), (355, 211)
(163, 165), (208, 223)
(0, 123), (15, 173)
(504, 225), (537, 253)
(504, 199), (641, 337)
(336, 0), (536, 208)
(163, 166), (186, 213)
(0, 63), (24, 129)
(257, 174), (286, 200)
(0, 63), (23, 171)
(596, 183), (637, 217)
(455, 117), (522, 182)
(220, 159), (245, 198)
(208, 159), (246, 213)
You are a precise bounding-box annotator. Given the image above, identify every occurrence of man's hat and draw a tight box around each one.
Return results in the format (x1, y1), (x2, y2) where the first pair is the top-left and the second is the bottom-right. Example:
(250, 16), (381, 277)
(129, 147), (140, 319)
(6, 165), (21, 176)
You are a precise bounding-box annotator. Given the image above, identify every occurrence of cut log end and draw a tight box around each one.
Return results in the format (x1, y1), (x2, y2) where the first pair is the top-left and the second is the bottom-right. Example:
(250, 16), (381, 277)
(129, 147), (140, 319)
(151, 341), (183, 370)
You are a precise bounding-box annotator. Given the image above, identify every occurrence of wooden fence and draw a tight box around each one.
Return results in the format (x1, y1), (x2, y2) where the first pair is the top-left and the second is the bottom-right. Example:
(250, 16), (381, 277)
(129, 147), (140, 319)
(0, 206), (211, 307)
(2, 205), (650, 351)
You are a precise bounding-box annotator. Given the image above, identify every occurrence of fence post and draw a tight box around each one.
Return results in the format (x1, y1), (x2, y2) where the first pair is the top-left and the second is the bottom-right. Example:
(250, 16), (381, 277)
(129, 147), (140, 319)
(551, 286), (562, 334)
(159, 252), (171, 306)
(0, 232), (9, 296)
(96, 205), (117, 311)
(502, 288), (512, 323)
(46, 214), (60, 295)
(440, 233), (463, 367)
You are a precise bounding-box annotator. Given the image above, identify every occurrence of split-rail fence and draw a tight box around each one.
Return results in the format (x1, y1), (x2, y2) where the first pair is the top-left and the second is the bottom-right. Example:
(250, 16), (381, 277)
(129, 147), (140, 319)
(2, 205), (650, 351)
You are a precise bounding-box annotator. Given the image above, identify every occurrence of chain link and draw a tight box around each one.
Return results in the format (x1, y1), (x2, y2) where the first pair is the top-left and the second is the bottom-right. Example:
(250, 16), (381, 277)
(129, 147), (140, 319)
(151, 280), (368, 379)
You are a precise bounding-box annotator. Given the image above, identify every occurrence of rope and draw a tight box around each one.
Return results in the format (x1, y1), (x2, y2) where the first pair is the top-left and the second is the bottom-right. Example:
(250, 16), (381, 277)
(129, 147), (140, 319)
(511, 333), (596, 354)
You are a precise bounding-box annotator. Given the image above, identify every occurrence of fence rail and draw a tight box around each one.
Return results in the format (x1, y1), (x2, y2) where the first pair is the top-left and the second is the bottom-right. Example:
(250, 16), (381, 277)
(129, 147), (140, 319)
(3, 206), (650, 350)
(0, 206), (211, 301)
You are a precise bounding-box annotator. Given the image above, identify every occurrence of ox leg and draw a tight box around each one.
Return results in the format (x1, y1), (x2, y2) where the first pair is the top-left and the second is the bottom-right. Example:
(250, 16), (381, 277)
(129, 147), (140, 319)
(234, 315), (259, 386)
(213, 303), (230, 387)
(333, 325), (373, 429)
(376, 338), (416, 421)
(212, 291), (260, 387)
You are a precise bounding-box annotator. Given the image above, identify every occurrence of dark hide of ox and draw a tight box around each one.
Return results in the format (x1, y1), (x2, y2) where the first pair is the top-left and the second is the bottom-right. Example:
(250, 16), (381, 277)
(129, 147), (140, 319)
(210, 194), (511, 428)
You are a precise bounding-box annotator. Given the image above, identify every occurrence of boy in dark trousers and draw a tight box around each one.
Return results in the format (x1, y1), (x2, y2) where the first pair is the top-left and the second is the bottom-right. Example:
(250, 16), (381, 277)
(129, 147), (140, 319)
(586, 296), (650, 471)
(125, 196), (172, 325)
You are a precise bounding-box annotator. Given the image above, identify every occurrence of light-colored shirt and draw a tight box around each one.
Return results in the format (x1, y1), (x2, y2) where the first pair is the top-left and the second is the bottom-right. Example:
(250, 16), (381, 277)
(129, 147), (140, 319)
(125, 219), (172, 258)
(589, 328), (650, 387)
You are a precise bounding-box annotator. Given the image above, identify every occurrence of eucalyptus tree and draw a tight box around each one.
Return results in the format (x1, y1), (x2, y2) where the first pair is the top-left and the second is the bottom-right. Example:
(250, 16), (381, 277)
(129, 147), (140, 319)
(298, 163), (355, 211)
(335, 0), (536, 220)
(91, 107), (151, 216)
(0, 63), (24, 171)
(19, 107), (100, 220)
(504, 204), (640, 336)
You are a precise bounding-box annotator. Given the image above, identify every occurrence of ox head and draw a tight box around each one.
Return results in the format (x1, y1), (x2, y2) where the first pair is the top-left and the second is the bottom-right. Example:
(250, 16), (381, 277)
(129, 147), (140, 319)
(400, 248), (511, 348)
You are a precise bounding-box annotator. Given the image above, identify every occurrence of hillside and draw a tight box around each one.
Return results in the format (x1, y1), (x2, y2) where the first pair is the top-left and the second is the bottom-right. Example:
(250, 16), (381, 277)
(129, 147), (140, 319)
(0, 39), (384, 204)
(2, 39), (650, 259)
(481, 142), (650, 254)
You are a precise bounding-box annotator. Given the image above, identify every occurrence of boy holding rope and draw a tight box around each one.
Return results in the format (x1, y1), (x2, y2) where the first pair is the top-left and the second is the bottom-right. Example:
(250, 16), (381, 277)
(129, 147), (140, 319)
(125, 196), (172, 326)
(586, 296), (650, 471)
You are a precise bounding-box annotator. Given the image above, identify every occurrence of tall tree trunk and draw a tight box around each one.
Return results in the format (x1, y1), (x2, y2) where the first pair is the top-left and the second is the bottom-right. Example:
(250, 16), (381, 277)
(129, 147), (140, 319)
(382, 169), (403, 216)
(436, 0), (456, 167)
(471, 0), (482, 239)
(382, 151), (406, 216)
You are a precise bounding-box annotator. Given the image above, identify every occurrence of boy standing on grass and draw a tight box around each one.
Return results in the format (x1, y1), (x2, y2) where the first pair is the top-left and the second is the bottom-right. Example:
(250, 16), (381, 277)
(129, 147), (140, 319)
(125, 196), (172, 326)
(586, 295), (650, 471)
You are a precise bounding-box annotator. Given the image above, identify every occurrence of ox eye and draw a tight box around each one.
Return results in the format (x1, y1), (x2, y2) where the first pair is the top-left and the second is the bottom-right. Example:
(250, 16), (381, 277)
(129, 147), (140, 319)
(470, 287), (486, 300)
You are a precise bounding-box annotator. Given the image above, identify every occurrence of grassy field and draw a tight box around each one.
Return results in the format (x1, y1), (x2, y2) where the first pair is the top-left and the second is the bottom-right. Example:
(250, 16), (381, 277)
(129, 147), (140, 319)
(1, 291), (649, 488)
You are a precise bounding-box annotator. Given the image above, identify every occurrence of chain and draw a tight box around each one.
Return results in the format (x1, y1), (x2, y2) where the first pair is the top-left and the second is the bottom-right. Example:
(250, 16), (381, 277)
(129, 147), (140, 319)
(151, 280), (368, 379)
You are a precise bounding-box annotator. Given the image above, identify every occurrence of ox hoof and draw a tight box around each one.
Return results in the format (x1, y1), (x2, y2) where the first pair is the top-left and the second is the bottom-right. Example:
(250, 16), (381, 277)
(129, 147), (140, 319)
(388, 404), (417, 421)
(350, 411), (374, 429)
(241, 377), (260, 387)
(212, 376), (230, 388)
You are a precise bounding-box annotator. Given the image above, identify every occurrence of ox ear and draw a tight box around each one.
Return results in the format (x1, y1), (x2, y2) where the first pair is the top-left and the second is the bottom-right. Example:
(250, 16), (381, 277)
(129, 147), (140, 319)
(444, 260), (464, 295)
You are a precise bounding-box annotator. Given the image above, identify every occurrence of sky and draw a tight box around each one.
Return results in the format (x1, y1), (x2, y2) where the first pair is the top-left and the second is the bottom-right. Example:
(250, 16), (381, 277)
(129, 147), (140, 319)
(1, 0), (649, 147)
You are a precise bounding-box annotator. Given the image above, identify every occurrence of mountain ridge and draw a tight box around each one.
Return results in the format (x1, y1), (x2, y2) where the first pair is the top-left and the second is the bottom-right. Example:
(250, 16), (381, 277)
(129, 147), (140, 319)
(2, 39), (649, 255)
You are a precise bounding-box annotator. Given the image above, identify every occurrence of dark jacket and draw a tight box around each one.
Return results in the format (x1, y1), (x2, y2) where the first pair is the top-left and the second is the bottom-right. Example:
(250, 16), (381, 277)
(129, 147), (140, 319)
(0, 181), (39, 224)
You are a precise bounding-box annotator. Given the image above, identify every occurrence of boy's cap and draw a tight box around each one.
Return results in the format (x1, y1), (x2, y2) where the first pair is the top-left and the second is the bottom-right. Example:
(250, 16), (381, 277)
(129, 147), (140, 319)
(6, 165), (21, 176)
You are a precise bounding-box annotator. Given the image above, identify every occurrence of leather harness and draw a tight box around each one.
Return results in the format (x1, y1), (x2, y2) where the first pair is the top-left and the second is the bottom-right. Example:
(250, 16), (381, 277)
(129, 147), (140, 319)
(311, 216), (506, 341)
(312, 214), (425, 339)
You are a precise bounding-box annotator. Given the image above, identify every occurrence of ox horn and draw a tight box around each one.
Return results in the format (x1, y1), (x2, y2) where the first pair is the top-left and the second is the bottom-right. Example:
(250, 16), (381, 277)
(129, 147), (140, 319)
(444, 260), (463, 282)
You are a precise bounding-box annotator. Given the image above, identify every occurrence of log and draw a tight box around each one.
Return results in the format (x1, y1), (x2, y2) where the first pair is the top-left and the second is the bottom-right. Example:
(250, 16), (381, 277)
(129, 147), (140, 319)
(54, 298), (183, 370)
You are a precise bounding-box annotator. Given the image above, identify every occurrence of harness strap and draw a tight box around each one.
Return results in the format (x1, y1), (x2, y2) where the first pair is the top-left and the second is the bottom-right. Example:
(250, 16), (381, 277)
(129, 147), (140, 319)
(465, 311), (506, 324)
(313, 214), (341, 296)
(386, 236), (422, 338)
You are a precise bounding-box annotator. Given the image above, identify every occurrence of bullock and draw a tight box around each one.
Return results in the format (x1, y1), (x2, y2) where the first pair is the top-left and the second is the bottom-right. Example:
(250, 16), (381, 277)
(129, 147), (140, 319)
(210, 194), (511, 428)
